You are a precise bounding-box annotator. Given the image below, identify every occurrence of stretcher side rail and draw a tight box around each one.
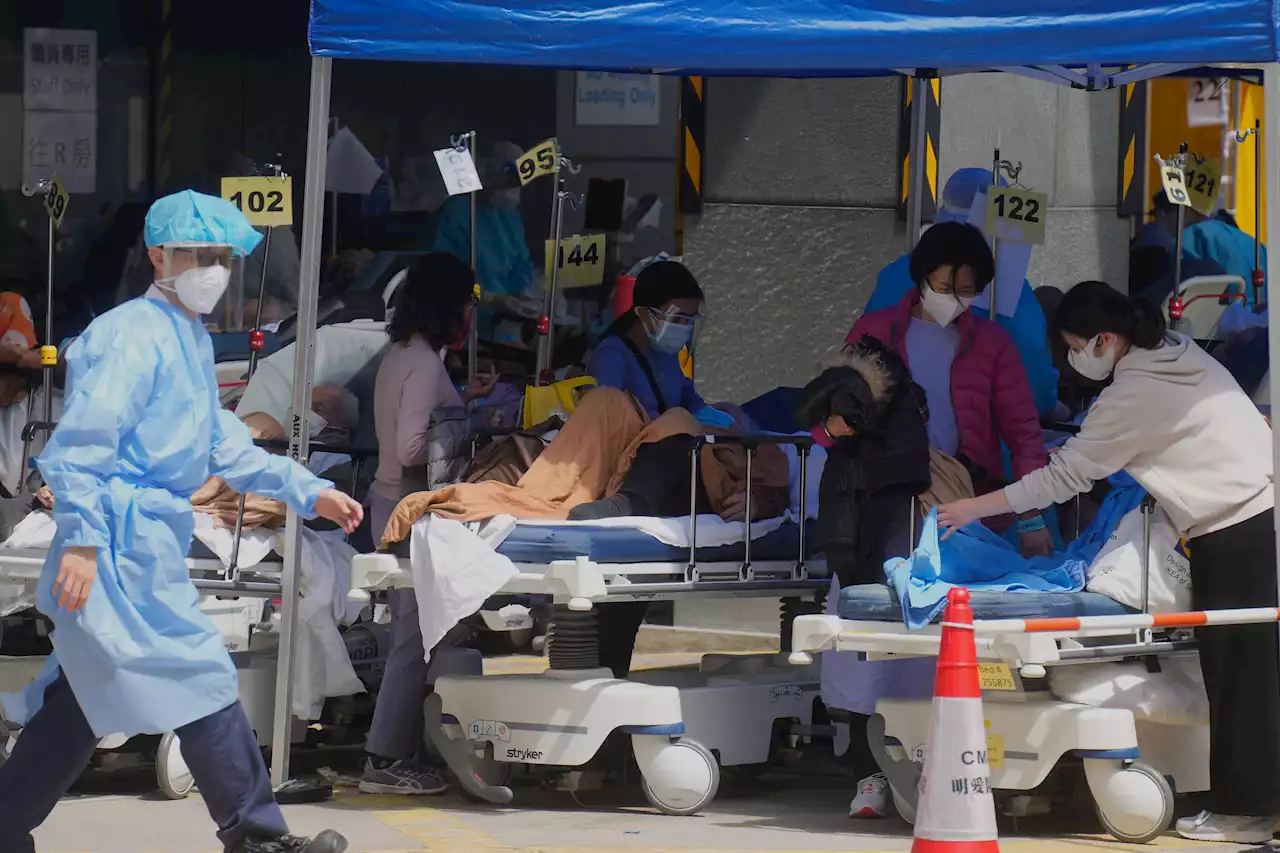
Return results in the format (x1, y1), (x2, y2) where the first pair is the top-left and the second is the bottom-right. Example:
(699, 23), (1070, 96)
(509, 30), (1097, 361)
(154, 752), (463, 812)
(348, 550), (827, 611)
(685, 432), (815, 584)
(0, 547), (288, 599)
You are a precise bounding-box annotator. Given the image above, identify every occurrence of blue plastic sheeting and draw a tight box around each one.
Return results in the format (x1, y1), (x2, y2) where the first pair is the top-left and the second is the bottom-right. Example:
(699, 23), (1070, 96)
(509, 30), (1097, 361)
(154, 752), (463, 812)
(836, 583), (1133, 622)
(309, 1), (1280, 73)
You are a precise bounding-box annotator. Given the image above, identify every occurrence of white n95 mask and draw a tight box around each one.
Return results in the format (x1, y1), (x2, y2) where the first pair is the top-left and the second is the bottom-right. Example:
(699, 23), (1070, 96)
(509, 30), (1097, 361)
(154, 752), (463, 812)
(1068, 335), (1118, 381)
(920, 285), (973, 327)
(159, 265), (231, 315)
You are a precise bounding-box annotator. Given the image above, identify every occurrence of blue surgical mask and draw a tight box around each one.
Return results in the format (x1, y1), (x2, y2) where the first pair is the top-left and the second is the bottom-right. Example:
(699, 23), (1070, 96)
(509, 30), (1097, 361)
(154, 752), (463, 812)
(649, 318), (693, 354)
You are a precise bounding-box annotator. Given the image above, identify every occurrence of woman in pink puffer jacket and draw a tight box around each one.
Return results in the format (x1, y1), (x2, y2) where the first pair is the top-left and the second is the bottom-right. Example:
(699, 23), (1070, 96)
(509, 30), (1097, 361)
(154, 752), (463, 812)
(848, 222), (1051, 558)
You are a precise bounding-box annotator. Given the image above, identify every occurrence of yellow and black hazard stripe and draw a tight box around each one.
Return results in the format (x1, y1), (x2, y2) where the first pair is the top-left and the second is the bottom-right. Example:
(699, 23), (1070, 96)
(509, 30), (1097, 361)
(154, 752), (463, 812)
(679, 76), (705, 215)
(158, 0), (174, 191)
(1116, 78), (1148, 218)
(897, 75), (940, 223)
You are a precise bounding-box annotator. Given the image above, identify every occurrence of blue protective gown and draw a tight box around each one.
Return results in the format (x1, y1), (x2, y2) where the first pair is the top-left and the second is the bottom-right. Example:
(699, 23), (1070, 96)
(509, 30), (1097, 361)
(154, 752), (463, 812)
(4, 293), (331, 738)
(432, 196), (533, 298)
(865, 254), (1061, 416)
(1181, 219), (1269, 306)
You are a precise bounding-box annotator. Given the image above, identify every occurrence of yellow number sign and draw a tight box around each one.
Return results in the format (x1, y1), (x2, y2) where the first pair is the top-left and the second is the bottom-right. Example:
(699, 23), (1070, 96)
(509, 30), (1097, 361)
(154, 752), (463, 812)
(1158, 160), (1191, 208)
(221, 176), (294, 227)
(43, 174), (69, 229)
(977, 661), (1017, 691)
(985, 186), (1048, 245)
(1184, 156), (1223, 216)
(517, 139), (559, 187)
(544, 234), (606, 288)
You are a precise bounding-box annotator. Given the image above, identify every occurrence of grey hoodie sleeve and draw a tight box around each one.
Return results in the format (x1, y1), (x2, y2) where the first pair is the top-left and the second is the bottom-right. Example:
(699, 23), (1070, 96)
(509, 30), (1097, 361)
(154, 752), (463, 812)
(1004, 387), (1141, 513)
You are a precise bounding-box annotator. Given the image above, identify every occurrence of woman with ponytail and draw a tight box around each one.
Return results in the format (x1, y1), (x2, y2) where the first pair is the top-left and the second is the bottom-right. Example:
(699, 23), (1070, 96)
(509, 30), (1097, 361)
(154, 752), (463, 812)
(939, 280), (1278, 843)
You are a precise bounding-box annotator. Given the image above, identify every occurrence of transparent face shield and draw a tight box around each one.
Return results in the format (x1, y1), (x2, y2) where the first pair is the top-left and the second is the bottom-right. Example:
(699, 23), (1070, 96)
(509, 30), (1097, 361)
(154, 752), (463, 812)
(642, 304), (706, 356)
(157, 242), (245, 330)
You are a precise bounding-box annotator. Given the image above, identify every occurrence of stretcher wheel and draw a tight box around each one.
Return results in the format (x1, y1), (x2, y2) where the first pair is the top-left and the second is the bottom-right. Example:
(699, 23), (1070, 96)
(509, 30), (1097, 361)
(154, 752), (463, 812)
(638, 739), (719, 816)
(156, 731), (195, 800)
(1090, 760), (1174, 844)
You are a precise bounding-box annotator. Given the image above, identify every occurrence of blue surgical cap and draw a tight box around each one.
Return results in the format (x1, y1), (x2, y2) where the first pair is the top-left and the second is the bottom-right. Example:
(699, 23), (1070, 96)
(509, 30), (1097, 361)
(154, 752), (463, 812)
(144, 190), (264, 257)
(936, 168), (1008, 224)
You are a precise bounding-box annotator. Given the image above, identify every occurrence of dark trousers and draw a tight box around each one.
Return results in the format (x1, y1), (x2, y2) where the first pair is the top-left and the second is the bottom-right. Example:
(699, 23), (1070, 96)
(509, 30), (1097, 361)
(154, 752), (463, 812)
(0, 672), (287, 853)
(1190, 507), (1280, 816)
(593, 437), (716, 678)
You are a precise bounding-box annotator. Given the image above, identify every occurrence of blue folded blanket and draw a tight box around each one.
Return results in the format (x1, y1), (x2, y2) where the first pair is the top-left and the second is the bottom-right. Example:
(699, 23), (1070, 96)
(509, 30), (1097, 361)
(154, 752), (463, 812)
(886, 473), (1145, 629)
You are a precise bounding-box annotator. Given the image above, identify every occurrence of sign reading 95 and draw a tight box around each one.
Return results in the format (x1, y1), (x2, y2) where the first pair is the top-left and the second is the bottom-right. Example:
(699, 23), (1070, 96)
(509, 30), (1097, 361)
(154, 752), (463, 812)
(221, 176), (294, 227)
(985, 186), (1048, 245)
(544, 234), (605, 288)
(517, 139), (558, 186)
(43, 174), (69, 229)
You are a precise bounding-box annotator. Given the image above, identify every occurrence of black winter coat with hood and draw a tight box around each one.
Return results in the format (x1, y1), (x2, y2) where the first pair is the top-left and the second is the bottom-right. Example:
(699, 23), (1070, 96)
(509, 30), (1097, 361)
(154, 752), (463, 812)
(796, 335), (932, 586)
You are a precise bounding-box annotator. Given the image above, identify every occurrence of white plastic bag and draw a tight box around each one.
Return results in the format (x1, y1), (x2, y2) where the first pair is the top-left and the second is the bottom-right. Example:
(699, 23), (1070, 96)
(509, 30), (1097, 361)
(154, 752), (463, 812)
(1086, 503), (1191, 613)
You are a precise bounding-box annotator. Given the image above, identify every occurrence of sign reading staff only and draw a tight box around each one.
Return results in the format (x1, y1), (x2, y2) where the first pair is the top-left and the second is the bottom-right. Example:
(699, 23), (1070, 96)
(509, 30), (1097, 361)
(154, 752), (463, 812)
(544, 234), (605, 288)
(221, 176), (293, 227)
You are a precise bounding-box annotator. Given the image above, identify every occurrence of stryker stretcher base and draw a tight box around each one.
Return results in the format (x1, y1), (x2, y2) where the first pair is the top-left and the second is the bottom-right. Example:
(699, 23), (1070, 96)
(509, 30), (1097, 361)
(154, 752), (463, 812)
(351, 520), (831, 816)
(791, 584), (1217, 843)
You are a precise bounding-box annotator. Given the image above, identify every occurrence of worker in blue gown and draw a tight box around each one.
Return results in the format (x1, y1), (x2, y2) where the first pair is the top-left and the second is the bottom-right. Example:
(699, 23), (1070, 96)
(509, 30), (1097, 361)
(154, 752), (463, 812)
(863, 168), (1061, 417)
(0, 191), (364, 853)
(432, 140), (533, 343)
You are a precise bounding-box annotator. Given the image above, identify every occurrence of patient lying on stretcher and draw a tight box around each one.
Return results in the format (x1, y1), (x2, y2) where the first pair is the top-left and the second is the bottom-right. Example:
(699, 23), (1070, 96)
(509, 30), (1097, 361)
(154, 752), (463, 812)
(376, 385), (789, 549)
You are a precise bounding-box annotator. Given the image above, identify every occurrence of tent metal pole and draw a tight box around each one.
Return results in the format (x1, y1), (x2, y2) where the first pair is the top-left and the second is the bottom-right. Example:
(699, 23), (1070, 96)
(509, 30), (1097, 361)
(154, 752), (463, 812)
(269, 54), (332, 790)
(906, 75), (927, 250)
(1263, 64), (1280, 622)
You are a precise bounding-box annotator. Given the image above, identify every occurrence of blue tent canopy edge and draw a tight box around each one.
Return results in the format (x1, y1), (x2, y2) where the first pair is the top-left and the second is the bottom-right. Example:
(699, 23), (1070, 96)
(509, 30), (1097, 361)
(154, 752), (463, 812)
(308, 1), (1280, 73)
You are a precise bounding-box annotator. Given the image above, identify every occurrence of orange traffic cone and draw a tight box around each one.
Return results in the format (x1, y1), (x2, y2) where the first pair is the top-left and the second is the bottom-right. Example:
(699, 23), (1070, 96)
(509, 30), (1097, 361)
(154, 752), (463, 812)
(912, 588), (1000, 853)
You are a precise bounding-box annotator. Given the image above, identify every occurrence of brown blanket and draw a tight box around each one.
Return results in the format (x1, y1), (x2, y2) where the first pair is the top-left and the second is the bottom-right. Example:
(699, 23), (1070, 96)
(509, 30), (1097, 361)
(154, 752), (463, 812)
(380, 386), (788, 548)
(190, 478), (287, 530)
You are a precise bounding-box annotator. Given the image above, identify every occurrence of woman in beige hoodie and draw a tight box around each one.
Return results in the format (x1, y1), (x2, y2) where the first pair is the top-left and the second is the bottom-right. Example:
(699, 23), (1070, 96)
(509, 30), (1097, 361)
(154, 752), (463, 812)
(938, 280), (1277, 844)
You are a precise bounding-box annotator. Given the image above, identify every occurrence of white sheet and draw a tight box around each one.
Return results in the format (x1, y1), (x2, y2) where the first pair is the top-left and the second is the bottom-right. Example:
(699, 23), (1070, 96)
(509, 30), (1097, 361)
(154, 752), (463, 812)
(1048, 655), (1209, 727)
(410, 515), (519, 661)
(508, 512), (786, 548)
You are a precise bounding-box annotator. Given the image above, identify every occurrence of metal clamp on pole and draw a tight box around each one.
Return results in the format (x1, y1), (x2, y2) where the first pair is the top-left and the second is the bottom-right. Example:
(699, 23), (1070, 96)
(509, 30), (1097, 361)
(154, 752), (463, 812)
(685, 436), (701, 582)
(21, 177), (59, 457)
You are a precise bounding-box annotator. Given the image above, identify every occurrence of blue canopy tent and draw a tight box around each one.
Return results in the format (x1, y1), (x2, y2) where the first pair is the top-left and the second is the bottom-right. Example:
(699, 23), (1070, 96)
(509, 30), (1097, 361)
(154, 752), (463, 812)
(268, 0), (1280, 787)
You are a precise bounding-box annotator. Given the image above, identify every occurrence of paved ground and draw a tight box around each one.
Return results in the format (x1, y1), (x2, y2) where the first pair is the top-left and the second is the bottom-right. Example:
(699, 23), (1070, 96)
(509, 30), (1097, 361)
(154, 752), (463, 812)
(25, 654), (1257, 853)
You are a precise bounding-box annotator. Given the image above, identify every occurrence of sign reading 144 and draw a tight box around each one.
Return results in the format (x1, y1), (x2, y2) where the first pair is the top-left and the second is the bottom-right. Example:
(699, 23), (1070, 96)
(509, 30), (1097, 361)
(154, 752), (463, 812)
(221, 176), (294, 227)
(544, 234), (605, 288)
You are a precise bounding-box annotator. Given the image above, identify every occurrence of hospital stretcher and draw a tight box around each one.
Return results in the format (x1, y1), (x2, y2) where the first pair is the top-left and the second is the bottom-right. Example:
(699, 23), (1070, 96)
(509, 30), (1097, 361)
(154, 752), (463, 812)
(349, 433), (834, 816)
(788, 497), (1219, 843)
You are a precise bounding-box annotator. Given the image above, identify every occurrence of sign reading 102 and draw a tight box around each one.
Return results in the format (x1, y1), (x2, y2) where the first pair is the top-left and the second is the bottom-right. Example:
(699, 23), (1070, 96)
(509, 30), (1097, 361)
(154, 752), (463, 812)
(220, 176), (294, 228)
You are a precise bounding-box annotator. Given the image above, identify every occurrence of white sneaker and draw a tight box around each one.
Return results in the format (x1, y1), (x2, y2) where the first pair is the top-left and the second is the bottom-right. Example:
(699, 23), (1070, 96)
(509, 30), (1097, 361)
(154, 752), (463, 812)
(1175, 811), (1277, 843)
(849, 773), (889, 818)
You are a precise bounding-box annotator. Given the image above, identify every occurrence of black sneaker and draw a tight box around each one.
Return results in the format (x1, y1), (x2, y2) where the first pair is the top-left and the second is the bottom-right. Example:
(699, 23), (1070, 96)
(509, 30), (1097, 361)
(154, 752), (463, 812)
(231, 830), (348, 853)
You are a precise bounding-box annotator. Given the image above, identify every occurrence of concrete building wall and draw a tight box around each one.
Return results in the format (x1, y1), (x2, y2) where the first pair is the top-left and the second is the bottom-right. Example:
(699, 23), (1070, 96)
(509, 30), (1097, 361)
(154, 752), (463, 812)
(685, 74), (1130, 407)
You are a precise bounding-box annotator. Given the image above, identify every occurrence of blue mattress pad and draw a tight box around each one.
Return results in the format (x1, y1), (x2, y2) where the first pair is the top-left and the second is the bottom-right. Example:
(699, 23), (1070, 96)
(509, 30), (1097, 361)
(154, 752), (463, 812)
(386, 519), (822, 568)
(837, 584), (1135, 623)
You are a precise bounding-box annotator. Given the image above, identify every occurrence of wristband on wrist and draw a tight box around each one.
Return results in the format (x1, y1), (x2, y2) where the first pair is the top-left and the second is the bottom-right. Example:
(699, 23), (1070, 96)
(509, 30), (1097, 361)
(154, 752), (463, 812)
(1016, 515), (1047, 534)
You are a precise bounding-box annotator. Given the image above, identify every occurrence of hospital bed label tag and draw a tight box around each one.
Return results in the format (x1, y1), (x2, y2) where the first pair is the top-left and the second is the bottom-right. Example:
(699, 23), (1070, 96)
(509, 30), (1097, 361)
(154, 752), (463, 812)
(1157, 159), (1192, 208)
(985, 721), (1005, 769)
(1184, 156), (1222, 216)
(986, 187), (1047, 245)
(434, 147), (483, 197)
(977, 661), (1016, 691)
(545, 234), (606, 288)
(43, 174), (69, 228)
(517, 139), (559, 186)
(221, 176), (293, 227)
